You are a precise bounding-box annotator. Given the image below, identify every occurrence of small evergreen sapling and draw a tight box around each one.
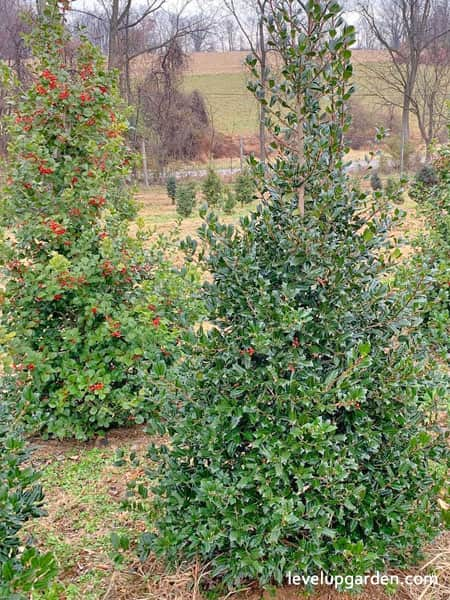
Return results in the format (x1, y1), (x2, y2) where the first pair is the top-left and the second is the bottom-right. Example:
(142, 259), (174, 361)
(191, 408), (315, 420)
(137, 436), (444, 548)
(370, 172), (382, 191)
(410, 164), (440, 201)
(202, 167), (223, 207)
(175, 182), (197, 218)
(223, 189), (236, 214)
(234, 168), (255, 206)
(416, 164), (439, 187)
(166, 174), (177, 205)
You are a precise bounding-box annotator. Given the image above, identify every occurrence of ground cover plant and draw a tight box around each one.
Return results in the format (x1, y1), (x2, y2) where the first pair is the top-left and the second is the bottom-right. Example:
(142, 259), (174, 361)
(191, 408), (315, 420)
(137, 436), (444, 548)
(141, 0), (448, 591)
(0, 404), (56, 598)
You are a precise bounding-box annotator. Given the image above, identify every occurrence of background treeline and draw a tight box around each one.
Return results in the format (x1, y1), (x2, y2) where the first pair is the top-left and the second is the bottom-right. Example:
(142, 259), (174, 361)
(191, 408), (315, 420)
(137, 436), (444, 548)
(1, 0), (449, 177)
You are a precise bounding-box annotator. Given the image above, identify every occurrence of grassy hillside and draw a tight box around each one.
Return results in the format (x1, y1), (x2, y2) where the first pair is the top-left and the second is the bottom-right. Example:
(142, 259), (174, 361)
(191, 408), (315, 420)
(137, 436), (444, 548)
(184, 72), (258, 135)
(180, 50), (417, 142)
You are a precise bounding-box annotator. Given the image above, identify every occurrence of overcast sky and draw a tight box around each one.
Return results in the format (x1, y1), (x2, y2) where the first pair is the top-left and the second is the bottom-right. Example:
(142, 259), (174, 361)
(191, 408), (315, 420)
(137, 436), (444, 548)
(70, 0), (360, 24)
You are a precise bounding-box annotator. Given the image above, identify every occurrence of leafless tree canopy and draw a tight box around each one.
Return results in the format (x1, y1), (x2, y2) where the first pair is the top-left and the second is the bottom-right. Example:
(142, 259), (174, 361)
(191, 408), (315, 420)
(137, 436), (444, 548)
(136, 40), (211, 171)
(68, 0), (211, 99)
(359, 0), (450, 168)
(0, 0), (33, 80)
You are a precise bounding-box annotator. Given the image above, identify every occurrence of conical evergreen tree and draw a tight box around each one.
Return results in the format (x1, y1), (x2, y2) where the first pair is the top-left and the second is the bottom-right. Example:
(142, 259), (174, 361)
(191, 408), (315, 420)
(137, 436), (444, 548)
(143, 0), (447, 589)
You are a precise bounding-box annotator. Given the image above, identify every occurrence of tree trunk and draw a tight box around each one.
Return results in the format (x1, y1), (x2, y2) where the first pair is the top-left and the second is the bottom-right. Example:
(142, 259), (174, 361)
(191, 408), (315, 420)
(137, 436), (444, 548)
(400, 96), (410, 173)
(258, 13), (266, 167)
(108, 0), (120, 70)
(36, 0), (45, 15)
(296, 94), (305, 216)
(141, 138), (149, 187)
(123, 12), (132, 102)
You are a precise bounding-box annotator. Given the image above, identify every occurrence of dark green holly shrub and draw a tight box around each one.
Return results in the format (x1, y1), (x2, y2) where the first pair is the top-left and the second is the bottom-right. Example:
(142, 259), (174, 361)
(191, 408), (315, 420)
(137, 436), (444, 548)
(0, 405), (57, 598)
(416, 164), (439, 187)
(166, 175), (177, 205)
(223, 189), (236, 214)
(142, 0), (447, 590)
(234, 169), (256, 206)
(0, 1), (189, 439)
(370, 172), (382, 191)
(409, 164), (440, 201)
(176, 182), (197, 218)
(202, 167), (223, 207)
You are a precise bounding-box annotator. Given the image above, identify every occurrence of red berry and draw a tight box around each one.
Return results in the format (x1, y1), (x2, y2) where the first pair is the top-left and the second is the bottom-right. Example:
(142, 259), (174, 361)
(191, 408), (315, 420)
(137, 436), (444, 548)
(89, 382), (104, 392)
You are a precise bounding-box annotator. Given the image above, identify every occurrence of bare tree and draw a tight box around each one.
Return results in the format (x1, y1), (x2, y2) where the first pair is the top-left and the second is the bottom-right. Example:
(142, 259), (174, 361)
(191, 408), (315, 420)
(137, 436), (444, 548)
(136, 40), (210, 173)
(224, 18), (237, 50)
(187, 14), (213, 51)
(0, 0), (33, 154)
(356, 16), (380, 48)
(70, 1), (209, 100)
(411, 15), (450, 158)
(359, 0), (450, 171)
(0, 0), (33, 79)
(224, 0), (269, 165)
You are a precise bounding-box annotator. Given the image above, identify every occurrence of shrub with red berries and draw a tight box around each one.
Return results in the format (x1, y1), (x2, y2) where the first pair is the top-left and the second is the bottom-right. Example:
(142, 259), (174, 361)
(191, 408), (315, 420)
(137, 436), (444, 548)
(0, 1), (200, 439)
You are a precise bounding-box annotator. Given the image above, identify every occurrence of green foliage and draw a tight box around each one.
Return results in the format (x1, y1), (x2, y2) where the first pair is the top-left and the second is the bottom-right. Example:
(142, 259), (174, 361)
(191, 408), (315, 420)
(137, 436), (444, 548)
(142, 0), (447, 590)
(0, 1), (192, 439)
(166, 175), (177, 204)
(175, 182), (197, 218)
(0, 405), (57, 598)
(223, 189), (236, 214)
(384, 176), (405, 204)
(370, 172), (382, 191)
(234, 169), (256, 206)
(147, 192), (447, 587)
(247, 0), (355, 200)
(202, 168), (223, 207)
(412, 140), (450, 357)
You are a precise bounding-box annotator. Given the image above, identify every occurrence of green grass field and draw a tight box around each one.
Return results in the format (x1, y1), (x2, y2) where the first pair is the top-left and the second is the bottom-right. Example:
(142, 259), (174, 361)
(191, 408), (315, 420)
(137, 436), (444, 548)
(184, 72), (259, 135)
(183, 66), (385, 137)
